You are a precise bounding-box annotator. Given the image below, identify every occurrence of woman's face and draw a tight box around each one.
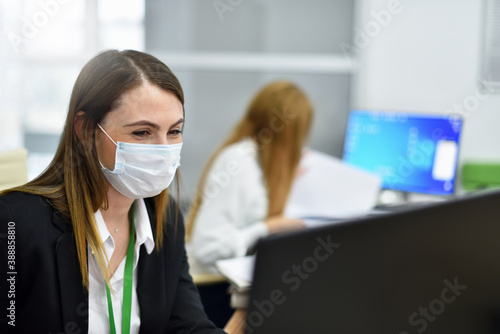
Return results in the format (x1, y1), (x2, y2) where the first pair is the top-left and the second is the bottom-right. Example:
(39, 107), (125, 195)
(96, 83), (184, 171)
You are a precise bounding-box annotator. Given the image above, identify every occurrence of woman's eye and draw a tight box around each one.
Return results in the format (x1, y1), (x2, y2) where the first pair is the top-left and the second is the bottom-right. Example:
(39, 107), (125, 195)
(168, 129), (182, 136)
(133, 130), (150, 138)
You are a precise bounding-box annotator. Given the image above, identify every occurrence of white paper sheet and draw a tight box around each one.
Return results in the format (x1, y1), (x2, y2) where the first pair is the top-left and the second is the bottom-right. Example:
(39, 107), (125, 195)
(215, 255), (255, 289)
(285, 150), (381, 220)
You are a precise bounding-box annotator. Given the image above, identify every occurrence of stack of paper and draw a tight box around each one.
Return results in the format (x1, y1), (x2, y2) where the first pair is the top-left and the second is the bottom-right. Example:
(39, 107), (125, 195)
(215, 255), (255, 290)
(215, 255), (256, 308)
(285, 150), (381, 220)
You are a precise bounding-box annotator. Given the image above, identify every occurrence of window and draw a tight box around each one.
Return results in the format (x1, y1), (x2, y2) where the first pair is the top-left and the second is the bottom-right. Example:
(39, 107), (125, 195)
(0, 0), (145, 178)
(483, 0), (500, 86)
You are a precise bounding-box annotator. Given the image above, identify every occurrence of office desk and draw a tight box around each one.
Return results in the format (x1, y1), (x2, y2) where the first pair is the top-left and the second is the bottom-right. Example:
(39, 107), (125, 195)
(192, 273), (226, 285)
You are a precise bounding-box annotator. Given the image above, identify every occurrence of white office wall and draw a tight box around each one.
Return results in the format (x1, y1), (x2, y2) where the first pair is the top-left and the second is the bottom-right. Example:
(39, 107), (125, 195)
(146, 0), (353, 54)
(353, 0), (500, 163)
(145, 0), (355, 201)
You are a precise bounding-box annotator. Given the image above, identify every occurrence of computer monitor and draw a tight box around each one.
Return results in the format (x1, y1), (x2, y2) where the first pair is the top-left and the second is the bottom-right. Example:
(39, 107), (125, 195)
(246, 189), (500, 333)
(342, 110), (463, 196)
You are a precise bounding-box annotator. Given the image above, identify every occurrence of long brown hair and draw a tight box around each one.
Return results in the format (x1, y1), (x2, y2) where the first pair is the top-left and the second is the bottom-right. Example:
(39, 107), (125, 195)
(186, 81), (313, 239)
(0, 50), (184, 289)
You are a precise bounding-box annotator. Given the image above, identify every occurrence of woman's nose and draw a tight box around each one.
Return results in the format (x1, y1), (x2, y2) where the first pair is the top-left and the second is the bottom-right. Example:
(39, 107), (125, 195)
(158, 137), (169, 145)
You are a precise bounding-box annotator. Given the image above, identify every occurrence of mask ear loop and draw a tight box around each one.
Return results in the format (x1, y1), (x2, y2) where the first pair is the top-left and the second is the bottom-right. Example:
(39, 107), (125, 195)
(97, 123), (118, 147)
(97, 123), (119, 171)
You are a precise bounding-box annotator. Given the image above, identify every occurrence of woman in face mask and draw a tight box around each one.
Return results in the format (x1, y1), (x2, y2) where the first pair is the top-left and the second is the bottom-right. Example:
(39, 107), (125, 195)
(0, 50), (227, 334)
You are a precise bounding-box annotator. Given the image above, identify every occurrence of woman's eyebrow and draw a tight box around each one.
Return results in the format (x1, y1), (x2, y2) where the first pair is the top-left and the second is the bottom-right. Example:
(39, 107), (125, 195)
(171, 118), (184, 128)
(124, 118), (184, 129)
(124, 120), (160, 130)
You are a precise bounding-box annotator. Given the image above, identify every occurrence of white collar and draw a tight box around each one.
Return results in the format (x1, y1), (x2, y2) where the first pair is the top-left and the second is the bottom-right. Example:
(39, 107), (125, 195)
(133, 198), (155, 254)
(93, 198), (155, 259)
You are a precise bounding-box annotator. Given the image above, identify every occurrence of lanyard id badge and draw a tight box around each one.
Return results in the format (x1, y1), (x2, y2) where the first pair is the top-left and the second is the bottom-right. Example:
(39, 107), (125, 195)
(105, 203), (135, 334)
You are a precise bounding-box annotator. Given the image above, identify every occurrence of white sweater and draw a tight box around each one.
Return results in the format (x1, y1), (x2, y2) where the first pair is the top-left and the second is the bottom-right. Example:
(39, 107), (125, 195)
(187, 138), (269, 275)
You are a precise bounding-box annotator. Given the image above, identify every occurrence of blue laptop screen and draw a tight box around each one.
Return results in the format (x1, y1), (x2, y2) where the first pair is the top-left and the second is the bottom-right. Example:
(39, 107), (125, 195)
(342, 110), (463, 195)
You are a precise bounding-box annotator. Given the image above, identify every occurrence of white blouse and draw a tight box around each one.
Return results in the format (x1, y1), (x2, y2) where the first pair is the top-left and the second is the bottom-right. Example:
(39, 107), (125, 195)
(88, 198), (155, 334)
(188, 138), (269, 275)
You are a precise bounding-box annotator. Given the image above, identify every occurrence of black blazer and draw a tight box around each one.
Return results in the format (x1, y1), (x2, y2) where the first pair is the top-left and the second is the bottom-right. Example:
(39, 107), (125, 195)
(0, 191), (226, 334)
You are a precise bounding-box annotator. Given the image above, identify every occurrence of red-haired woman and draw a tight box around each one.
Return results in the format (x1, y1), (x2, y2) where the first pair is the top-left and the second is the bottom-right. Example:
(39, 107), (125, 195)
(186, 81), (313, 274)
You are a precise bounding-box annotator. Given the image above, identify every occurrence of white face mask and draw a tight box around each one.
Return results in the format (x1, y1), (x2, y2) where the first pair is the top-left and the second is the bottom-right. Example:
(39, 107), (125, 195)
(97, 124), (182, 199)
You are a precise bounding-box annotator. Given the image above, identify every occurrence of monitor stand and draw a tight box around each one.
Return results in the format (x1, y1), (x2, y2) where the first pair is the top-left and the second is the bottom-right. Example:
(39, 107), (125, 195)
(377, 189), (410, 206)
(375, 190), (446, 212)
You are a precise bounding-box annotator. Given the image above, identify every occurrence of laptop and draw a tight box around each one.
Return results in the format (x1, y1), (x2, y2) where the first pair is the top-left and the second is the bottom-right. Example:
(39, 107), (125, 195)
(246, 189), (500, 333)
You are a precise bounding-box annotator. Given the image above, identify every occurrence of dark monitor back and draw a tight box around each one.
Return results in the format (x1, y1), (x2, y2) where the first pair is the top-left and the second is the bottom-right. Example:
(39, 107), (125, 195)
(246, 190), (500, 334)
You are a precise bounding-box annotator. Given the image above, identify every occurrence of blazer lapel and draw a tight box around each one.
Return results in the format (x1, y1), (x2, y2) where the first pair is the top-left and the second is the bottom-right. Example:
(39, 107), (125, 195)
(52, 211), (88, 333)
(137, 199), (166, 333)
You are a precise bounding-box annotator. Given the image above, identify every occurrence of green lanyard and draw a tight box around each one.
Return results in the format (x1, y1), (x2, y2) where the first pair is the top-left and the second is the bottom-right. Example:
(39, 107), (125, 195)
(105, 204), (135, 334)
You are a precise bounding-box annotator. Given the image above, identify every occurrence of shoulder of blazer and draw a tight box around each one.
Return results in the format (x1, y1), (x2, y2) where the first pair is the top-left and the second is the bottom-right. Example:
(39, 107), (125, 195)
(0, 191), (71, 234)
(0, 191), (88, 333)
(0, 191), (52, 212)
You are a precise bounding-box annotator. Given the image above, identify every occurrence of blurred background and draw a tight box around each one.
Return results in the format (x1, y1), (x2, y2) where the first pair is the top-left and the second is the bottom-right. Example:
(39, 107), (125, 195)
(1, 0), (499, 205)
